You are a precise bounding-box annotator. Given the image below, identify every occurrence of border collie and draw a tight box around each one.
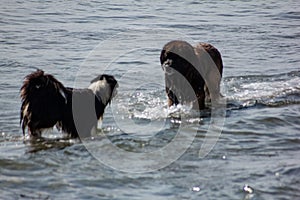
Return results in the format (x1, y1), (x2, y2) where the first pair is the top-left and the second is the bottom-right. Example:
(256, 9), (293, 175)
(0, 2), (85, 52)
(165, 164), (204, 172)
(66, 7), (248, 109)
(20, 70), (118, 138)
(160, 40), (223, 110)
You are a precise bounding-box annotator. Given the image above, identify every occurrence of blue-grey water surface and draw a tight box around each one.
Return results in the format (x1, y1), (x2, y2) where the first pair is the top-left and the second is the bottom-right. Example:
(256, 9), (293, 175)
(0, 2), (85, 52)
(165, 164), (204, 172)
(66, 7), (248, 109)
(1, 0), (300, 199)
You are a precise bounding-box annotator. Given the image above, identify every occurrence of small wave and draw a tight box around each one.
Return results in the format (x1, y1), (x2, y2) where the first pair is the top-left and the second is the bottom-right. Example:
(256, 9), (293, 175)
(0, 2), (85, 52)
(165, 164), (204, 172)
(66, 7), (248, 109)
(111, 71), (300, 125)
(223, 71), (300, 108)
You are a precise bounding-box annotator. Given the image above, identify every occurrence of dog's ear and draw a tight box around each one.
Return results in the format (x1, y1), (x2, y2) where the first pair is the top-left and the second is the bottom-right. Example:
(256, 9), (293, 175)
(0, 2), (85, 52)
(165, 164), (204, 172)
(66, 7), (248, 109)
(160, 50), (167, 64)
(90, 75), (104, 83)
(103, 75), (115, 83)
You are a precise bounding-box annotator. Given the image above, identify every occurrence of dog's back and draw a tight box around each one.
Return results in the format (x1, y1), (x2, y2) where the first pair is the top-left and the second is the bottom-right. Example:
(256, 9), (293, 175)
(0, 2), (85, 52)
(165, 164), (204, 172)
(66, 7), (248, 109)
(195, 43), (223, 102)
(60, 87), (105, 138)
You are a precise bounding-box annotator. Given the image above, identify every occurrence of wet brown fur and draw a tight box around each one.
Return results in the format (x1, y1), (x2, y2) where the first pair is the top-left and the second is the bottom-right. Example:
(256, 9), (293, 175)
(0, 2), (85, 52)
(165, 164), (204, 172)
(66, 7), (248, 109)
(160, 40), (223, 110)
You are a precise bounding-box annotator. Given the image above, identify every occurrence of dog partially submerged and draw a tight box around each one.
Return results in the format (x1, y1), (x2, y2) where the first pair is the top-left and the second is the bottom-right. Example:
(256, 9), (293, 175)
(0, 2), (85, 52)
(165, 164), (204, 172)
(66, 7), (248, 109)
(160, 40), (223, 110)
(20, 70), (118, 138)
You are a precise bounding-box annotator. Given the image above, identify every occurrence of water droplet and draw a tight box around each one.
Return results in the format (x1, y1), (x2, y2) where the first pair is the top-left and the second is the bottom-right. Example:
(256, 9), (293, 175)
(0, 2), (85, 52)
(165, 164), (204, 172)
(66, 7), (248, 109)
(192, 186), (201, 192)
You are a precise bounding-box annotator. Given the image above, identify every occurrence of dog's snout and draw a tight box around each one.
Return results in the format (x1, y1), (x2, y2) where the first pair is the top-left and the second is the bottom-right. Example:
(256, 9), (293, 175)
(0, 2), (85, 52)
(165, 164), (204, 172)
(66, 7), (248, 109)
(163, 59), (172, 69)
(162, 59), (172, 72)
(162, 59), (175, 75)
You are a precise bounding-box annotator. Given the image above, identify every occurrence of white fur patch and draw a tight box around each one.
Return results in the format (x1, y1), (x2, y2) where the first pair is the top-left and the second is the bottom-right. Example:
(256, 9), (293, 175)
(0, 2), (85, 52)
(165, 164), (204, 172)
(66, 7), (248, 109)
(23, 103), (29, 118)
(88, 77), (112, 105)
(163, 59), (175, 75)
(59, 88), (67, 104)
(97, 116), (103, 129)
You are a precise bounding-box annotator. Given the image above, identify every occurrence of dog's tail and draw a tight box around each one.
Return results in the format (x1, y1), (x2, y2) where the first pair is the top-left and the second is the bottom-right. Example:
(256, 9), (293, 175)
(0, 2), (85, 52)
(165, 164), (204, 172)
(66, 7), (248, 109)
(20, 69), (68, 136)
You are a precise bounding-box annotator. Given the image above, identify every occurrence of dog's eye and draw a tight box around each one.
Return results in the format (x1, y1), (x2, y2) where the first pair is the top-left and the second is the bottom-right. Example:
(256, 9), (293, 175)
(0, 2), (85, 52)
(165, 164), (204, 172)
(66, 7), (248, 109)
(35, 84), (41, 89)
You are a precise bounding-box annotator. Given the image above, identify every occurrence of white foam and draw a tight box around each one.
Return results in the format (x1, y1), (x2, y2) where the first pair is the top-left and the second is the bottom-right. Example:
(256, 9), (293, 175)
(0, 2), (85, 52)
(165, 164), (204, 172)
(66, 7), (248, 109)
(224, 76), (300, 102)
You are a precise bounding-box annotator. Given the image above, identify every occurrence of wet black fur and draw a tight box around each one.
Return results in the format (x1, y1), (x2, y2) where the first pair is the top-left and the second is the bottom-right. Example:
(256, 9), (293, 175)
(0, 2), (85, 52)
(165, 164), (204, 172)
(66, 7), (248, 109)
(20, 70), (117, 138)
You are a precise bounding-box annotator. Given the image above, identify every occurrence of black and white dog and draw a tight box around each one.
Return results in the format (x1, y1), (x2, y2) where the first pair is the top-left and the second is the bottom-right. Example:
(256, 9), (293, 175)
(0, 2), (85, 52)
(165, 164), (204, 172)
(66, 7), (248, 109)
(20, 70), (118, 138)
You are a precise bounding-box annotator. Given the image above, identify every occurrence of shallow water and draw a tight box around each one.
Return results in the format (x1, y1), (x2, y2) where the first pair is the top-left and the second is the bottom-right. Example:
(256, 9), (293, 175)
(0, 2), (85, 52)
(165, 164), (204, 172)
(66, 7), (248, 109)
(1, 0), (300, 199)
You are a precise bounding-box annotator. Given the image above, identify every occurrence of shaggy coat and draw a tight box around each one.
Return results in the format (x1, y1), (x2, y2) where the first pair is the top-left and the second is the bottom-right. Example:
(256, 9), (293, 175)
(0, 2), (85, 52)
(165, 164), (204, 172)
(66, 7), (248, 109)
(20, 70), (118, 138)
(160, 40), (223, 110)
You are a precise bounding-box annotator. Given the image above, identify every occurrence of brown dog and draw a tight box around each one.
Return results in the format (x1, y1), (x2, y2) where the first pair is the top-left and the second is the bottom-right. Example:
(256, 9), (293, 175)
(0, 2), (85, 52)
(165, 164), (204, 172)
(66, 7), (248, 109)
(160, 40), (223, 110)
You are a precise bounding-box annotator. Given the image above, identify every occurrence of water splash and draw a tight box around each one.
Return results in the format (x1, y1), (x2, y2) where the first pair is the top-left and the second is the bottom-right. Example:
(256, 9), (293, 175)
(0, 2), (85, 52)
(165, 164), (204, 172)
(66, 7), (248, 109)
(111, 70), (300, 129)
(223, 71), (300, 108)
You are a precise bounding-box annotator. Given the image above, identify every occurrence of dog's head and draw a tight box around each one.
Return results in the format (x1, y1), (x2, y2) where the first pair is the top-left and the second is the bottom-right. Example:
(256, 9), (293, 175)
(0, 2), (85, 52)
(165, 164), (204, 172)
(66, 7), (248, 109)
(160, 40), (197, 76)
(88, 74), (118, 105)
(160, 41), (205, 107)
